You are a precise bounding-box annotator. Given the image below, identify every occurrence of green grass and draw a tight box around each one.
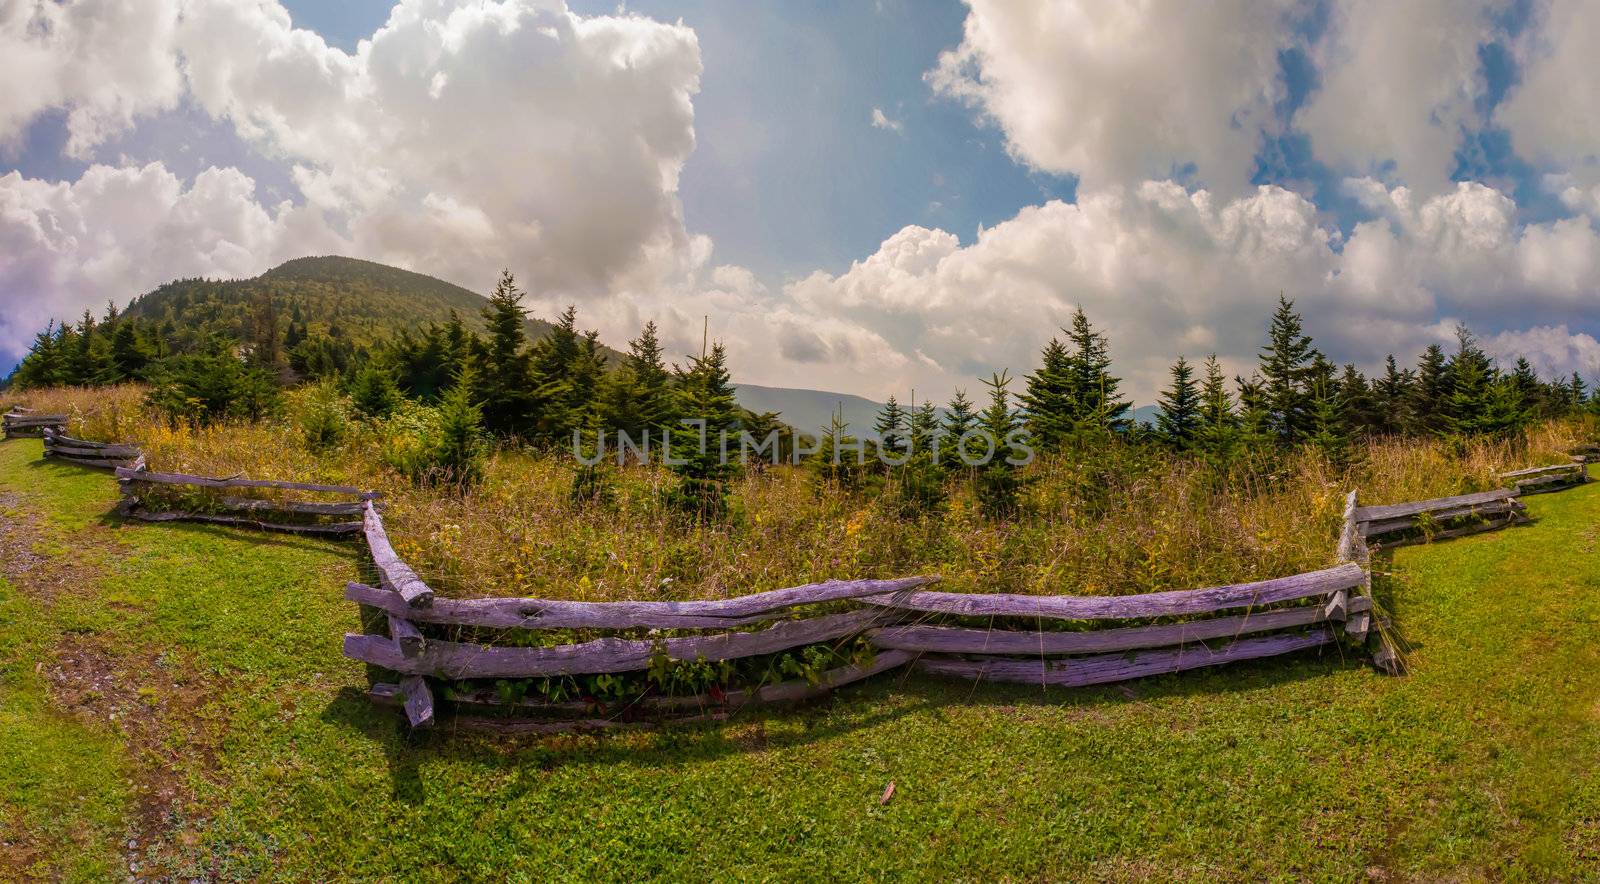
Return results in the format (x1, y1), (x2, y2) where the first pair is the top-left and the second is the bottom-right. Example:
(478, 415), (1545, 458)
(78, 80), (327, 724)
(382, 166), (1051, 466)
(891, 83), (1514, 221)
(1, 438), (1597, 880)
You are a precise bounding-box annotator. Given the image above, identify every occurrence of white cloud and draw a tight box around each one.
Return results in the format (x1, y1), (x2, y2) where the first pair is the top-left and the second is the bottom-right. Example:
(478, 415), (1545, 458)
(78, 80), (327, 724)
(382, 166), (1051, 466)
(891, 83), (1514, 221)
(927, 0), (1299, 195)
(1480, 325), (1600, 381)
(870, 107), (903, 133)
(0, 161), (342, 353)
(0, 0), (184, 158)
(1497, 0), (1600, 178)
(1296, 0), (1501, 193)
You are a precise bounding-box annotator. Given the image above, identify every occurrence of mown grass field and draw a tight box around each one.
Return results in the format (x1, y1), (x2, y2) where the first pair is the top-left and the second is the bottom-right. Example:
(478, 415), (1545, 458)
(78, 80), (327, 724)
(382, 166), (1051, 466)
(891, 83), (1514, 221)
(2, 436), (1598, 881)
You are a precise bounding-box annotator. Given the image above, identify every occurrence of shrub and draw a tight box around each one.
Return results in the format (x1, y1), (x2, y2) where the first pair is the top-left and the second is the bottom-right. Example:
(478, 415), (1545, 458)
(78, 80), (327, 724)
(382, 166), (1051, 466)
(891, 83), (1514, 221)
(349, 364), (402, 419)
(299, 382), (349, 451)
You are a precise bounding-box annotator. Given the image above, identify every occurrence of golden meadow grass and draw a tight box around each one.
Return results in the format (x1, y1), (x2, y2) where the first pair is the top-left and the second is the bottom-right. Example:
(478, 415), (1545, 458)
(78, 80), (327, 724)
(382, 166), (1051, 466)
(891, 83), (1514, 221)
(11, 384), (1593, 601)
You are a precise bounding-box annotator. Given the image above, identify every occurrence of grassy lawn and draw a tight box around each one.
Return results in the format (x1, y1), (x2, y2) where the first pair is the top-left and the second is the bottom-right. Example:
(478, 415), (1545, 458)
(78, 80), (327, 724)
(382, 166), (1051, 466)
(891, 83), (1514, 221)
(1, 436), (1597, 880)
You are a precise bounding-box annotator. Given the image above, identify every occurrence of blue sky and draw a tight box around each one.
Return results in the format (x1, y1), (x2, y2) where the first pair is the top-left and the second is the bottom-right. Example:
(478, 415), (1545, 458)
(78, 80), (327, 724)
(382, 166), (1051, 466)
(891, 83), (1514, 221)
(3, 0), (1598, 401)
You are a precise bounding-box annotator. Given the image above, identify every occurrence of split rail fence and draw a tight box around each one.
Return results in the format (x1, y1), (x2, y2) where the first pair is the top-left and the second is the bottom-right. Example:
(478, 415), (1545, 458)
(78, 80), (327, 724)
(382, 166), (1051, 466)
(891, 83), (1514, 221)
(4, 426), (1591, 732)
(3, 408), (66, 439)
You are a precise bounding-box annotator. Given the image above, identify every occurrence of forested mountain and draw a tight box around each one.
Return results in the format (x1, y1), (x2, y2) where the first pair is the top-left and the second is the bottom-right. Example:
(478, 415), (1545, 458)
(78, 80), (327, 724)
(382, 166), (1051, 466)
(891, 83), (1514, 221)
(123, 255), (623, 364)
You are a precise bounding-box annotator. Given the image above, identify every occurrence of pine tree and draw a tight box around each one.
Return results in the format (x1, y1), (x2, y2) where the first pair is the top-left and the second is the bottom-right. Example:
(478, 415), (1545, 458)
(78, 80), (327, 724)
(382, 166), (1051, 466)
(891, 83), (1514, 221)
(1569, 372), (1588, 414)
(1413, 344), (1451, 434)
(350, 364), (402, 418)
(975, 370), (1028, 518)
(1021, 338), (1074, 449)
(1063, 307), (1131, 432)
(668, 342), (741, 518)
(432, 367), (488, 489)
(1443, 326), (1496, 435)
(1337, 363), (1377, 436)
(809, 406), (868, 493)
(1155, 356), (1202, 448)
(1196, 355), (1238, 457)
(1509, 357), (1544, 418)
(109, 321), (149, 381)
(874, 394), (906, 455)
(627, 320), (676, 434)
(471, 270), (536, 435)
(1374, 355), (1415, 435)
(1257, 295), (1317, 443)
(1305, 365), (1351, 467)
(1235, 373), (1274, 450)
(891, 398), (947, 515)
(942, 389), (978, 466)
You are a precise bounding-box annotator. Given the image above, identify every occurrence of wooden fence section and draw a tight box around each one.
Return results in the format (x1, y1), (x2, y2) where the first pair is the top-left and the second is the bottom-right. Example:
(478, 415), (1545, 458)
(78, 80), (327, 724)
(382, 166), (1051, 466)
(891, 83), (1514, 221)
(344, 497), (1377, 729)
(112, 465), (377, 537)
(41, 428), (143, 470)
(1354, 487), (1528, 546)
(1500, 462), (1588, 495)
(3, 409), (66, 439)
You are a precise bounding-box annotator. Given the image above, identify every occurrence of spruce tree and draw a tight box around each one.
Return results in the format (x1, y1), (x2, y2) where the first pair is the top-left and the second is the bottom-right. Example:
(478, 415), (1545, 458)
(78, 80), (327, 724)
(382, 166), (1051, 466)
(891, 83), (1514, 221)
(1064, 307), (1131, 432)
(891, 398), (947, 515)
(627, 320), (676, 433)
(529, 304), (584, 441)
(1413, 344), (1451, 433)
(1021, 338), (1074, 449)
(1257, 295), (1317, 443)
(668, 342), (741, 518)
(350, 364), (402, 418)
(109, 322), (149, 381)
(975, 370), (1028, 518)
(471, 270), (536, 435)
(874, 394), (906, 455)
(1155, 356), (1202, 448)
(1337, 364), (1377, 436)
(1374, 355), (1415, 434)
(942, 389), (978, 466)
(1197, 355), (1238, 457)
(809, 406), (868, 493)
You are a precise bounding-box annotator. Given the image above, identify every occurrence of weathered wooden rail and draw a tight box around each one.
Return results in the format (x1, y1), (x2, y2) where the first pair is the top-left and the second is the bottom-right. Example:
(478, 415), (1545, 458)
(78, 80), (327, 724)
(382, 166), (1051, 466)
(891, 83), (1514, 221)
(1355, 487), (1528, 546)
(41, 428), (143, 470)
(3, 409), (66, 439)
(343, 495), (1379, 730)
(112, 465), (377, 537)
(1500, 462), (1588, 495)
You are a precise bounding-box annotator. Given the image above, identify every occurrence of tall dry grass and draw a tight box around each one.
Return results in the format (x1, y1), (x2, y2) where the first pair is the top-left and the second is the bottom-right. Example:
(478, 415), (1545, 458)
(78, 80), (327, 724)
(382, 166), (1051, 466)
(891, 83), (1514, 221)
(9, 385), (1593, 601)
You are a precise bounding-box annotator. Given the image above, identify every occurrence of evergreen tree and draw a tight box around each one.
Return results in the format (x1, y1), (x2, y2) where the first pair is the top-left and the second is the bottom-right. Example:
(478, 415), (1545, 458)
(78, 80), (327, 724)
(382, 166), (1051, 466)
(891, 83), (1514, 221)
(667, 342), (741, 518)
(471, 270), (537, 436)
(975, 370), (1028, 518)
(874, 394), (906, 455)
(1413, 343), (1451, 433)
(1197, 355), (1238, 457)
(1021, 338), (1074, 449)
(109, 321), (149, 381)
(1569, 372), (1588, 414)
(1509, 357), (1544, 418)
(1155, 356), (1202, 448)
(1374, 355), (1416, 435)
(1235, 373), (1275, 450)
(1305, 365), (1351, 467)
(942, 389), (978, 466)
(1257, 296), (1317, 443)
(891, 398), (947, 515)
(350, 364), (402, 418)
(432, 367), (488, 489)
(1443, 326), (1496, 435)
(1063, 307), (1131, 432)
(1337, 363), (1378, 436)
(809, 407), (869, 493)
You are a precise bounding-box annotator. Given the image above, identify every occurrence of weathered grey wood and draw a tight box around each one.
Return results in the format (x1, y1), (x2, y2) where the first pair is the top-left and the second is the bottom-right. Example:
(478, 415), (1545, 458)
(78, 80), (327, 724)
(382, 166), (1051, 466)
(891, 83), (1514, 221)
(342, 608), (892, 678)
(1513, 474), (1583, 494)
(3, 414), (67, 427)
(1323, 590), (1348, 622)
(44, 431), (107, 448)
(915, 629), (1335, 687)
(389, 616), (425, 658)
(114, 466), (379, 499)
(344, 574), (939, 630)
(868, 597), (1369, 655)
(1372, 638), (1401, 675)
(1337, 489), (1361, 562)
(399, 675), (435, 728)
(1373, 511), (1524, 548)
(1345, 610), (1371, 640)
(121, 508), (362, 536)
(858, 563), (1364, 620)
(1499, 463), (1583, 480)
(47, 442), (141, 459)
(362, 501), (433, 607)
(219, 496), (366, 517)
(1363, 499), (1522, 536)
(1353, 489), (1517, 524)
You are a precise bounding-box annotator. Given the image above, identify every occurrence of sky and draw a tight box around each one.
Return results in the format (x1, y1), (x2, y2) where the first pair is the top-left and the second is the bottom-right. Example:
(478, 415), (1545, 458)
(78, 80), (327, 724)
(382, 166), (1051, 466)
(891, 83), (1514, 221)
(2, 0), (1599, 404)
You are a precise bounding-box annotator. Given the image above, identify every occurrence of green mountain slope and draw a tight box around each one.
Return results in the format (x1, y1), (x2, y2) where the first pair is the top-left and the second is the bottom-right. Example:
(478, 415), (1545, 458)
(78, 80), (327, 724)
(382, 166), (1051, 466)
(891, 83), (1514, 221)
(124, 255), (623, 361)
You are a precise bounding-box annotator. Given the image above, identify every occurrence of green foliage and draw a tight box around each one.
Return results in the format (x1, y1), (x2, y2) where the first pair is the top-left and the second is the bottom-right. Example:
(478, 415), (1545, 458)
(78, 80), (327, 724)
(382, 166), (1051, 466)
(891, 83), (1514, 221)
(976, 370), (1029, 519)
(873, 395), (906, 455)
(144, 348), (282, 426)
(349, 364), (402, 419)
(1257, 295), (1318, 443)
(809, 407), (870, 493)
(1156, 356), (1202, 447)
(666, 342), (741, 518)
(298, 381), (349, 451)
(379, 382), (488, 489)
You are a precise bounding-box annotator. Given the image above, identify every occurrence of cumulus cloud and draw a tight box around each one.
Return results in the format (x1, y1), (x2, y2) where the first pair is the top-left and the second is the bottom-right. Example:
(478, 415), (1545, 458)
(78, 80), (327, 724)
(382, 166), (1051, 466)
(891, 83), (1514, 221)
(0, 161), (342, 353)
(927, 0), (1299, 195)
(1296, 0), (1501, 193)
(0, 0), (706, 360)
(0, 0), (184, 158)
(870, 108), (903, 133)
(776, 179), (1600, 402)
(1497, 0), (1600, 178)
